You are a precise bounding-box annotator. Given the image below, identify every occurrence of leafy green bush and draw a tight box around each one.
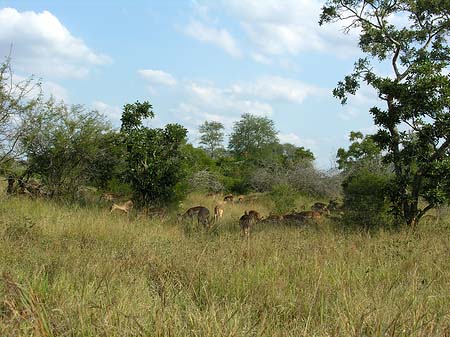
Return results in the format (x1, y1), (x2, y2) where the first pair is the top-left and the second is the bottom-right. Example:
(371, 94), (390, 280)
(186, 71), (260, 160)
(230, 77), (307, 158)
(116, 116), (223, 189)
(269, 183), (297, 215)
(342, 168), (394, 229)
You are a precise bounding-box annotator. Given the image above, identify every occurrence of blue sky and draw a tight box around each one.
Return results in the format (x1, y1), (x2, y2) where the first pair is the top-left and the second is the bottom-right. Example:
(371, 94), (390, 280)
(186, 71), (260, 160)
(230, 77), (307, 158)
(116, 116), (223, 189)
(0, 0), (382, 168)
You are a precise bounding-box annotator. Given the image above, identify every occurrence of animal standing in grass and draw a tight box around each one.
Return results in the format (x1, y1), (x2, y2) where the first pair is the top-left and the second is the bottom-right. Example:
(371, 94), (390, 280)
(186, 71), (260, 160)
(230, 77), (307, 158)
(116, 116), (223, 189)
(110, 200), (133, 214)
(180, 206), (211, 229)
(213, 205), (224, 223)
(239, 211), (254, 238)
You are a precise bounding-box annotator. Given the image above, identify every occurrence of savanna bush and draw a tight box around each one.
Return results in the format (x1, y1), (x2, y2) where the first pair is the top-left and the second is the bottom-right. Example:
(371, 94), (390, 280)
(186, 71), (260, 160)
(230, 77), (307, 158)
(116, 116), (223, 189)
(187, 170), (224, 193)
(342, 167), (394, 229)
(269, 183), (298, 214)
(250, 162), (342, 199)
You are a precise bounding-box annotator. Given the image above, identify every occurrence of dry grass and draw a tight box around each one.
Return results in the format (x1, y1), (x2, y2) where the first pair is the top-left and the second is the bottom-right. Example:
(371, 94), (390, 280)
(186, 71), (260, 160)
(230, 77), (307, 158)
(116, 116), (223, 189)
(0, 193), (449, 336)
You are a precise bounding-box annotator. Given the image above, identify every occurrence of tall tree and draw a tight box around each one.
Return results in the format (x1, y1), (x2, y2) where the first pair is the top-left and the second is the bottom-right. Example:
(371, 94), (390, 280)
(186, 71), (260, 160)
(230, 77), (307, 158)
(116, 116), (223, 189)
(22, 99), (112, 197)
(337, 132), (383, 171)
(228, 113), (278, 159)
(320, 0), (450, 227)
(121, 101), (187, 209)
(198, 120), (224, 158)
(0, 56), (42, 167)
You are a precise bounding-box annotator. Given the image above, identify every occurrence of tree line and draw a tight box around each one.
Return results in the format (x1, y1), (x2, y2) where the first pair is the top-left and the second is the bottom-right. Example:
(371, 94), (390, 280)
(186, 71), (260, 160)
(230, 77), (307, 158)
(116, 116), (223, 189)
(1, 0), (450, 228)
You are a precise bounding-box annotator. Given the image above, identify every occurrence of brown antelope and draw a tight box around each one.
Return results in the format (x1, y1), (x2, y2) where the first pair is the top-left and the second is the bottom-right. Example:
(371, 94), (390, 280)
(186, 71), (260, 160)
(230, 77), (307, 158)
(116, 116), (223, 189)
(6, 175), (15, 195)
(311, 202), (330, 215)
(247, 210), (262, 222)
(264, 214), (284, 223)
(101, 193), (115, 202)
(180, 206), (211, 228)
(110, 200), (134, 214)
(236, 195), (245, 203)
(197, 207), (211, 229)
(297, 210), (322, 219)
(213, 205), (224, 223)
(239, 211), (255, 237)
(223, 194), (234, 203)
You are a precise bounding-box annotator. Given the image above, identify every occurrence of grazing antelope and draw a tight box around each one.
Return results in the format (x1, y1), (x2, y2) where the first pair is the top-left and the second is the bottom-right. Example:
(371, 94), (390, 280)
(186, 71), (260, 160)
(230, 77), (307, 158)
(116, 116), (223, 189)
(110, 200), (134, 214)
(311, 202), (330, 215)
(101, 193), (115, 202)
(223, 194), (234, 203)
(239, 211), (254, 238)
(264, 214), (284, 223)
(180, 206), (211, 228)
(213, 205), (224, 223)
(297, 210), (322, 219)
(197, 207), (211, 229)
(236, 195), (245, 203)
(6, 175), (15, 195)
(247, 210), (262, 222)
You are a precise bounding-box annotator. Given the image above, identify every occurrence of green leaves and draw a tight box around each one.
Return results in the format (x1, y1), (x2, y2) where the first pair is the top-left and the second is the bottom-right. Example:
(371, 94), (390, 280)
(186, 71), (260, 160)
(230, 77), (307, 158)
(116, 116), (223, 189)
(120, 102), (187, 208)
(322, 0), (450, 226)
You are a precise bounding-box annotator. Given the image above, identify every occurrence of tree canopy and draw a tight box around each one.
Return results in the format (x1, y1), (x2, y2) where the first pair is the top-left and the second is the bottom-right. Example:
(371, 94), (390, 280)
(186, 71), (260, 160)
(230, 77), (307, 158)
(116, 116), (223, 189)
(321, 0), (450, 227)
(198, 121), (225, 158)
(228, 113), (278, 159)
(120, 101), (187, 208)
(0, 56), (42, 167)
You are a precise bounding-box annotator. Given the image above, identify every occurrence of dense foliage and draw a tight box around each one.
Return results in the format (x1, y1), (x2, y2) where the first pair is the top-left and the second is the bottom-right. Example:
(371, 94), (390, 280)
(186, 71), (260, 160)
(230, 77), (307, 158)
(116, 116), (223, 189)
(0, 57), (42, 167)
(21, 100), (112, 197)
(321, 0), (450, 227)
(198, 121), (225, 158)
(120, 101), (188, 208)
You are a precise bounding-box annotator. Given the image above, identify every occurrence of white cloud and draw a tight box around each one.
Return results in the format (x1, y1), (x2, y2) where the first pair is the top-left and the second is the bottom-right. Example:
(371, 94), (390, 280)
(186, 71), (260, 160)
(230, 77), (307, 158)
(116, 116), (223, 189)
(0, 7), (111, 78)
(138, 69), (177, 86)
(42, 81), (69, 102)
(187, 82), (273, 116)
(250, 53), (272, 65)
(231, 76), (325, 103)
(92, 101), (122, 124)
(184, 20), (242, 58)
(278, 132), (318, 149)
(177, 102), (237, 128)
(210, 0), (360, 59)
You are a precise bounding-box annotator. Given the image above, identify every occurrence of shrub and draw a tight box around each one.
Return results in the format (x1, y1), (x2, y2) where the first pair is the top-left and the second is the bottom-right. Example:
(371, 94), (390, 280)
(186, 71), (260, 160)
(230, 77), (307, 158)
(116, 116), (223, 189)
(269, 183), (298, 215)
(187, 170), (224, 193)
(342, 168), (394, 229)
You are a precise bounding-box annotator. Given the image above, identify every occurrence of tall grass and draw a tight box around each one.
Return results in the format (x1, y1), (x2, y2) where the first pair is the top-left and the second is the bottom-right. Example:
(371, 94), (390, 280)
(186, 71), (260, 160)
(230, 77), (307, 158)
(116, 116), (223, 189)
(0, 194), (449, 336)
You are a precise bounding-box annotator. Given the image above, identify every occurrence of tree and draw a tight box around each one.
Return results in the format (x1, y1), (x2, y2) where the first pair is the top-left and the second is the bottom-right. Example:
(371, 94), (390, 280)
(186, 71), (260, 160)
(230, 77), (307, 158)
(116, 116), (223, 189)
(337, 132), (383, 171)
(198, 121), (224, 158)
(279, 143), (315, 168)
(320, 1), (450, 227)
(22, 99), (113, 197)
(120, 101), (187, 209)
(228, 113), (278, 160)
(0, 56), (42, 167)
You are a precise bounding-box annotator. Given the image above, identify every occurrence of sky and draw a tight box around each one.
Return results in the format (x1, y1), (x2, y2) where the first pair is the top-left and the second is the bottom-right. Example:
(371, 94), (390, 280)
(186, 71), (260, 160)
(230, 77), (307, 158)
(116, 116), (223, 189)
(0, 0), (384, 169)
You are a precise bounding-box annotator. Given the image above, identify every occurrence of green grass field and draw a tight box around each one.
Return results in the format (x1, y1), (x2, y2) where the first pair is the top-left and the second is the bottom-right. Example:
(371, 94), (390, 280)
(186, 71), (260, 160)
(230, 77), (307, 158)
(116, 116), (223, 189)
(0, 194), (449, 336)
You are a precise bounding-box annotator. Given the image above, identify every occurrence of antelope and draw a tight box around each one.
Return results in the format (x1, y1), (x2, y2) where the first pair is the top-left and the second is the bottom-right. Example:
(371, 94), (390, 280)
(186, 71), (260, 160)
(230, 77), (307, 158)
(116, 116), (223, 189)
(101, 193), (115, 202)
(180, 206), (211, 228)
(110, 200), (134, 214)
(213, 205), (224, 223)
(239, 211), (255, 237)
(223, 194), (234, 203)
(247, 210), (262, 222)
(197, 207), (211, 229)
(6, 175), (15, 195)
(311, 202), (330, 215)
(264, 214), (284, 223)
(297, 210), (322, 219)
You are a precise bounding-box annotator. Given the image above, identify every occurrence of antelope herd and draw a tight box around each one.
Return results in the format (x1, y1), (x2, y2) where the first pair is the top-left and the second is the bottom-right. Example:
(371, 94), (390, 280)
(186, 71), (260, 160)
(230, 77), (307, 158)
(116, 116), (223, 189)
(176, 193), (343, 238)
(4, 177), (342, 237)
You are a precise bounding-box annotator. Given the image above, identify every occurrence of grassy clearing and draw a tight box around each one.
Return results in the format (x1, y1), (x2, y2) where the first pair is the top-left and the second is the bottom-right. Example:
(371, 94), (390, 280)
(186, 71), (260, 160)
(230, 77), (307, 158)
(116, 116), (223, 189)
(0, 194), (449, 336)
